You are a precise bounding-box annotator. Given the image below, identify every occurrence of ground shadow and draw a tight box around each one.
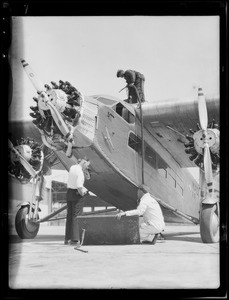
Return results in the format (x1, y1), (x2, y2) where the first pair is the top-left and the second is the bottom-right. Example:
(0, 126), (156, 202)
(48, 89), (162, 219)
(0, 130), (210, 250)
(9, 235), (63, 244)
(163, 231), (202, 243)
(9, 231), (203, 245)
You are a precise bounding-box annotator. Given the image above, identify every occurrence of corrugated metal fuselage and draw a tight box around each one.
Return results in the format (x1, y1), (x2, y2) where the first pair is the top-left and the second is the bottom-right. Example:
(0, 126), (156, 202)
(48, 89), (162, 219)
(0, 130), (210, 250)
(60, 97), (200, 221)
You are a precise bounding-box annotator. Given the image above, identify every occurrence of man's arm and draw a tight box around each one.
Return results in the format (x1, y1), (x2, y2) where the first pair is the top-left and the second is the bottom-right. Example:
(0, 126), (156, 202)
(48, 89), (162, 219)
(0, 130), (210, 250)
(77, 187), (89, 197)
(75, 165), (90, 196)
(116, 199), (147, 219)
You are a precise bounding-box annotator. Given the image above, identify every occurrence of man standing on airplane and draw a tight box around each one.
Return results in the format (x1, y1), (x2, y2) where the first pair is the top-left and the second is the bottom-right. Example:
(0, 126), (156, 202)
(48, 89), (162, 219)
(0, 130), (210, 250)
(117, 69), (145, 103)
(116, 184), (165, 244)
(64, 158), (91, 245)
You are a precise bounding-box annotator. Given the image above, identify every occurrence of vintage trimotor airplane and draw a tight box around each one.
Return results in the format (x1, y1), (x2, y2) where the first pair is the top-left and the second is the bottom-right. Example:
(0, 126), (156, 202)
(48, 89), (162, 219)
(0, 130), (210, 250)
(8, 59), (220, 243)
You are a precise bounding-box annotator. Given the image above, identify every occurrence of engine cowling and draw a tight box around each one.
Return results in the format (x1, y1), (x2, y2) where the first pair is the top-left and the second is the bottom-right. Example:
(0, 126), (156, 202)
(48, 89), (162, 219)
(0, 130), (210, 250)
(184, 120), (220, 170)
(30, 80), (83, 153)
(9, 137), (44, 184)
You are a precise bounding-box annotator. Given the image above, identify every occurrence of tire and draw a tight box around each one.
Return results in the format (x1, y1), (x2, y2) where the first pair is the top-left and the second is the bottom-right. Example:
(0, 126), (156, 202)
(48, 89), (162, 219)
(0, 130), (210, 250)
(200, 203), (219, 243)
(15, 206), (40, 239)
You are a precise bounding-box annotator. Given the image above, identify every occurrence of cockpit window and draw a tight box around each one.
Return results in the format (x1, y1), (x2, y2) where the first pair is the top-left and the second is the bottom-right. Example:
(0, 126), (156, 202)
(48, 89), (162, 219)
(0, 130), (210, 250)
(92, 96), (118, 106)
(112, 102), (135, 124)
(91, 95), (135, 124)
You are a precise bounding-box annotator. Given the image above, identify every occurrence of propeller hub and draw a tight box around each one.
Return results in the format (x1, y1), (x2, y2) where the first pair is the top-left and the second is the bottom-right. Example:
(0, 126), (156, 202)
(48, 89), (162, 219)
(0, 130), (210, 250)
(193, 129), (219, 154)
(37, 93), (49, 111)
(37, 89), (68, 112)
(47, 89), (68, 112)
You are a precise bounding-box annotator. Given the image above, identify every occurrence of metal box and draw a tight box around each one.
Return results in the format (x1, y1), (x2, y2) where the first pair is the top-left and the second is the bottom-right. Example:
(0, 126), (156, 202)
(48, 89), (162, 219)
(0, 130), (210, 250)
(77, 215), (140, 245)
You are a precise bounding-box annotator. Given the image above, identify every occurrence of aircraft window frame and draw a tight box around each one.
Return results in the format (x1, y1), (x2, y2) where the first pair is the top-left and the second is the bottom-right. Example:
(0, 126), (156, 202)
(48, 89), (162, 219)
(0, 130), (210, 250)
(92, 96), (118, 106)
(128, 132), (142, 155)
(145, 145), (157, 169)
(112, 102), (135, 124)
(129, 133), (184, 195)
(128, 132), (169, 172)
(158, 157), (167, 170)
(128, 132), (184, 194)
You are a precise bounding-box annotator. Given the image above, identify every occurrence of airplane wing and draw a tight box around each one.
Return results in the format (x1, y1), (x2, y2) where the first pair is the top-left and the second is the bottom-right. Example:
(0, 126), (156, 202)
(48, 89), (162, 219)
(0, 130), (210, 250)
(138, 95), (219, 168)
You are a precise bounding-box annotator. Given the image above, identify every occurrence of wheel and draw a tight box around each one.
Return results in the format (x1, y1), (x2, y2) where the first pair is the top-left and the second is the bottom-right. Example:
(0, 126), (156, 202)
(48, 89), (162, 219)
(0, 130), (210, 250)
(200, 203), (219, 243)
(15, 206), (40, 239)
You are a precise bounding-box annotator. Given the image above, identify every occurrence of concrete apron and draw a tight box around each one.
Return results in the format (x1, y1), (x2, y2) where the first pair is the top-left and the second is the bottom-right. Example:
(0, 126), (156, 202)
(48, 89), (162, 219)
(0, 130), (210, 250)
(8, 223), (220, 289)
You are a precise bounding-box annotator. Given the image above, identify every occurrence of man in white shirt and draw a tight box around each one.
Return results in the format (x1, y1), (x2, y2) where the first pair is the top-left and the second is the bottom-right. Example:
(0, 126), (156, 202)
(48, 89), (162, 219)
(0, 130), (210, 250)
(116, 184), (165, 244)
(64, 158), (90, 245)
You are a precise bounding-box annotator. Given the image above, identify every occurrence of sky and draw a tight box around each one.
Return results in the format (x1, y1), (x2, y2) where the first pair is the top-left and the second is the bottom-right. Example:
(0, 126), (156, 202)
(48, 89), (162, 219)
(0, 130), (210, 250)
(9, 16), (219, 182)
(9, 16), (219, 121)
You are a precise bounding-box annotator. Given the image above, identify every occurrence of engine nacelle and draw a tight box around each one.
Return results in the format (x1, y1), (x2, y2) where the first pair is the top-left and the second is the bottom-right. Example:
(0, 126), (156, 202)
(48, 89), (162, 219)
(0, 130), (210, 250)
(8, 138), (44, 184)
(11, 144), (32, 162)
(30, 80), (83, 155)
(184, 121), (220, 170)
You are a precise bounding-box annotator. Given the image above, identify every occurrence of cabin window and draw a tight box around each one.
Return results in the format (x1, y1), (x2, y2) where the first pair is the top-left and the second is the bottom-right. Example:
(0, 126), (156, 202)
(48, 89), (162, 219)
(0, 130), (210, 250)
(128, 132), (142, 154)
(145, 145), (157, 169)
(158, 157), (167, 170)
(129, 133), (169, 172)
(115, 103), (123, 116)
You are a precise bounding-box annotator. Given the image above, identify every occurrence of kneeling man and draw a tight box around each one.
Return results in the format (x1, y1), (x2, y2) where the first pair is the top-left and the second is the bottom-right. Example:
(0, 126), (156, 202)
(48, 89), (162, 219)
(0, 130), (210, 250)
(116, 184), (165, 244)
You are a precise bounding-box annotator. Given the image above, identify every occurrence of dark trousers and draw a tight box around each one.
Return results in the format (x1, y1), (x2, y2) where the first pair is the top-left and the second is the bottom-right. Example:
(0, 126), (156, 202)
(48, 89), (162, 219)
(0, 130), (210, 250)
(65, 188), (84, 241)
(128, 76), (145, 103)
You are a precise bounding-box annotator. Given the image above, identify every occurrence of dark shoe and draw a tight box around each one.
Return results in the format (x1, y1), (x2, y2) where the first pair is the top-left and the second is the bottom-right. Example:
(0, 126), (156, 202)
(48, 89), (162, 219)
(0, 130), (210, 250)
(141, 234), (159, 245)
(158, 233), (165, 240)
(64, 240), (70, 245)
(141, 240), (153, 244)
(69, 240), (80, 246)
(151, 234), (159, 245)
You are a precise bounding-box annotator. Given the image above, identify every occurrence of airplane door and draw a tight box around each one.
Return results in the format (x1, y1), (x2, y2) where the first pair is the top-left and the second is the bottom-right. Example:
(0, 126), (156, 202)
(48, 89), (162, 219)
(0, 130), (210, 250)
(95, 104), (139, 183)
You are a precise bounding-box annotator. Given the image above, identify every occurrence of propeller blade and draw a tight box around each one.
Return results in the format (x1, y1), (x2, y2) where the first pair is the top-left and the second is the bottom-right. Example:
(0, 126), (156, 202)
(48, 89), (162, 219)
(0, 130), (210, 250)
(20, 59), (44, 93)
(197, 87), (208, 131)
(204, 143), (213, 193)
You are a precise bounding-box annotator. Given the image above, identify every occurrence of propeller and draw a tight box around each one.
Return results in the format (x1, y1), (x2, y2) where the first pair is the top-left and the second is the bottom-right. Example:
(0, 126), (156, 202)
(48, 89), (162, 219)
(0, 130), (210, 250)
(197, 87), (213, 194)
(20, 59), (74, 156)
(20, 59), (44, 92)
(197, 87), (208, 131)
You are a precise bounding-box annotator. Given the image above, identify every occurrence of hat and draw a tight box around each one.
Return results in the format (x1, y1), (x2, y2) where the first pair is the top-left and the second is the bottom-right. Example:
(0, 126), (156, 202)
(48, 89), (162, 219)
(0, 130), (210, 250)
(116, 69), (124, 77)
(138, 184), (150, 193)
